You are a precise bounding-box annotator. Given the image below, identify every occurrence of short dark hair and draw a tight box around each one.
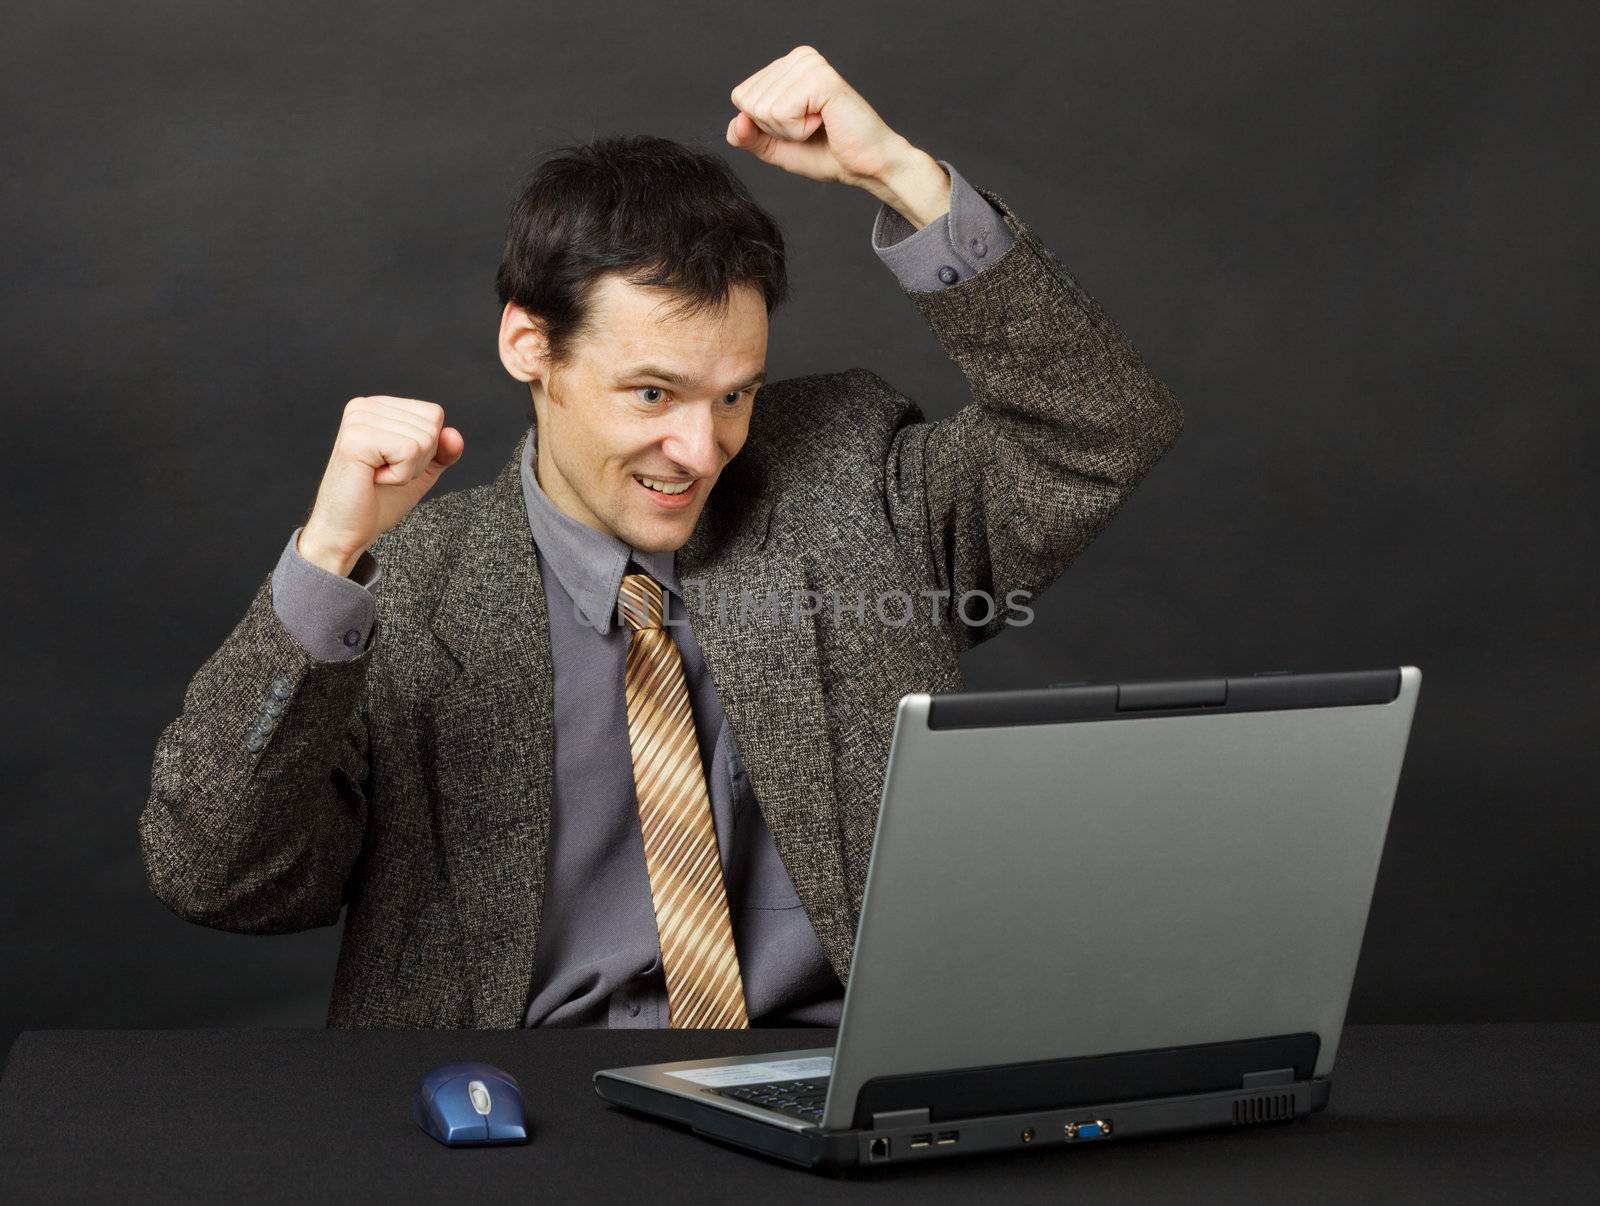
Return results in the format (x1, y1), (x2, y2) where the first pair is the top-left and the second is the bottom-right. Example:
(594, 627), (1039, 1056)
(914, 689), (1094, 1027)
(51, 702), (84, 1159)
(495, 134), (789, 380)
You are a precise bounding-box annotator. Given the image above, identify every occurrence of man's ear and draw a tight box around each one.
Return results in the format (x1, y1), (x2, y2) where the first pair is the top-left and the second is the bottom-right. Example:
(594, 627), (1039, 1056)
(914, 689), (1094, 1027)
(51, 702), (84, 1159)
(498, 302), (549, 383)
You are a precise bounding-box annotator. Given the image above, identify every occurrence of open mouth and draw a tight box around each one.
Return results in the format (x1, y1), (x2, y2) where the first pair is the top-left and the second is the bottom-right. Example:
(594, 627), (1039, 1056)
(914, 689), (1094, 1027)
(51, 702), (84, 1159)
(634, 475), (694, 495)
(633, 474), (700, 509)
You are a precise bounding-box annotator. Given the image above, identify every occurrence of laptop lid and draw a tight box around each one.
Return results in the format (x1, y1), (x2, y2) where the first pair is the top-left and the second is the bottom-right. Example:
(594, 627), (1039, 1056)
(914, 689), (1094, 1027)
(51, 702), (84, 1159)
(819, 666), (1421, 1131)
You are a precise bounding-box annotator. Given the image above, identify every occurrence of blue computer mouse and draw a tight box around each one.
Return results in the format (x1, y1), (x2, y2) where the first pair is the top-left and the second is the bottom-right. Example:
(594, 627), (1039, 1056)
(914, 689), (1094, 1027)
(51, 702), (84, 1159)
(414, 1061), (529, 1146)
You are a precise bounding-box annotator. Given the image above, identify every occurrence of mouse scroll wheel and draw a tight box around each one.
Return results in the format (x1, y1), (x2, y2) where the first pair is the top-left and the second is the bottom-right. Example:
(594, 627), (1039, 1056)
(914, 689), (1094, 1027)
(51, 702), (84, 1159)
(467, 1080), (493, 1116)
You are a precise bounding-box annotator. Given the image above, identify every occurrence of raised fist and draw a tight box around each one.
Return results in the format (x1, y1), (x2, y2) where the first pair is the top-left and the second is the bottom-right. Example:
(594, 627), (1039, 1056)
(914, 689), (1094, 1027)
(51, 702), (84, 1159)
(297, 396), (464, 576)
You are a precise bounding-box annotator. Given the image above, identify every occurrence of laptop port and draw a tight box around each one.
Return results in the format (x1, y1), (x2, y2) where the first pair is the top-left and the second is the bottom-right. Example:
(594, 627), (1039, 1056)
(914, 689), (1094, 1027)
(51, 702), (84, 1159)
(909, 1134), (931, 1149)
(1065, 1119), (1112, 1139)
(869, 1137), (890, 1160)
(936, 1130), (959, 1145)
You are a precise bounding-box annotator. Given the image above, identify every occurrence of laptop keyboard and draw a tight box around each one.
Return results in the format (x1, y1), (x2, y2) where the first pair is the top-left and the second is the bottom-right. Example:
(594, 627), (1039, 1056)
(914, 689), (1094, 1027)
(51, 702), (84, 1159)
(715, 1076), (830, 1122)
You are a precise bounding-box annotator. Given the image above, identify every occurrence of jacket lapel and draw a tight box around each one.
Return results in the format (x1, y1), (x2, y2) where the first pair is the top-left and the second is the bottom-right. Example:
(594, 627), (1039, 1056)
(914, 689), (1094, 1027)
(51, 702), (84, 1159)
(678, 496), (857, 989)
(428, 431), (554, 1027)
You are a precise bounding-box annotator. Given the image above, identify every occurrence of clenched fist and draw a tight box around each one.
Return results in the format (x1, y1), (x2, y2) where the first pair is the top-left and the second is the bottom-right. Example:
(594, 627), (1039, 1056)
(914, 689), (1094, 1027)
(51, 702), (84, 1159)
(726, 45), (907, 189)
(297, 396), (465, 577)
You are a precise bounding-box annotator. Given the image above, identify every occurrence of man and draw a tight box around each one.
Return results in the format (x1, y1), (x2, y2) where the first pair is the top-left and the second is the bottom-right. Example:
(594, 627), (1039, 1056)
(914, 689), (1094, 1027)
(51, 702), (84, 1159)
(140, 46), (1184, 1029)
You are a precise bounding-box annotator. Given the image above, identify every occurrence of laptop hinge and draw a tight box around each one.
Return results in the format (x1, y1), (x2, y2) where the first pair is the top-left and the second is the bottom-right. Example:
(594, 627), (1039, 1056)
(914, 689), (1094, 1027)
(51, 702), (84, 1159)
(870, 1107), (930, 1129)
(1241, 1067), (1297, 1088)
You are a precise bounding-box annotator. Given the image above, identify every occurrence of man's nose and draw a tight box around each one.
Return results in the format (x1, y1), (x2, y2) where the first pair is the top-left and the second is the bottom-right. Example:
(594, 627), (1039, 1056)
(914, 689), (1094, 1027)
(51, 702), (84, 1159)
(660, 406), (721, 477)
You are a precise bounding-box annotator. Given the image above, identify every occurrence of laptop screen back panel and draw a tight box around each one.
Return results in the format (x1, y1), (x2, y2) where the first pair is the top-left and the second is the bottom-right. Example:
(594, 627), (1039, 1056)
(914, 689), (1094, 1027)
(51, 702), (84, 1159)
(822, 667), (1421, 1131)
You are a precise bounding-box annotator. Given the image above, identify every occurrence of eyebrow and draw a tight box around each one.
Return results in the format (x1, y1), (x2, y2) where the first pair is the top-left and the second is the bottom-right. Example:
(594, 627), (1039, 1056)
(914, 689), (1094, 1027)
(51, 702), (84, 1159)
(617, 364), (767, 391)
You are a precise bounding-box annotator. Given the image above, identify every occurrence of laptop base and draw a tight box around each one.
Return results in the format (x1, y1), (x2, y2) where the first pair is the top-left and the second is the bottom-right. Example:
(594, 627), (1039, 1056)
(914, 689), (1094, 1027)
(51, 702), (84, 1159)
(594, 1073), (1332, 1175)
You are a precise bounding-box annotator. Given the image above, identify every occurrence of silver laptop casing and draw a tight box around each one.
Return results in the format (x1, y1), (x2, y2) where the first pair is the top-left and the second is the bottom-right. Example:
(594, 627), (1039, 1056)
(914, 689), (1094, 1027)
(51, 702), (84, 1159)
(594, 666), (1421, 1161)
(824, 665), (1420, 1129)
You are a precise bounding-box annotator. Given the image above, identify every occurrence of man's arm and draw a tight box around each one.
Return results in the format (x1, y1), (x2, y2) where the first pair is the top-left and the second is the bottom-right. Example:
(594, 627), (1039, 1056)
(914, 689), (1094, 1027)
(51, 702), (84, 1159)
(141, 398), (461, 932)
(866, 151), (1184, 649)
(725, 47), (1183, 649)
(139, 544), (379, 932)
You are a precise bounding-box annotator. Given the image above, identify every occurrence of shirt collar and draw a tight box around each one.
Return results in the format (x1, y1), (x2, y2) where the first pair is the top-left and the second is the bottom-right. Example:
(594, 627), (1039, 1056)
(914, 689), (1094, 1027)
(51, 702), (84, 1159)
(519, 422), (680, 634)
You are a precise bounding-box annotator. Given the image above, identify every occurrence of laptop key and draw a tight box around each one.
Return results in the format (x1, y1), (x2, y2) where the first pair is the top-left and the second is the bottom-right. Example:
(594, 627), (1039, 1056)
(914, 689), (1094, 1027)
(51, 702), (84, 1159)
(715, 1076), (832, 1122)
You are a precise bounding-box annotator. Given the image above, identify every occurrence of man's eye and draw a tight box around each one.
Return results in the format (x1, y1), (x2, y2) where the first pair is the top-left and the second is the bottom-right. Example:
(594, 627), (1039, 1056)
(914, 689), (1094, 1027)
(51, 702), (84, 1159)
(722, 390), (747, 405)
(636, 387), (666, 404)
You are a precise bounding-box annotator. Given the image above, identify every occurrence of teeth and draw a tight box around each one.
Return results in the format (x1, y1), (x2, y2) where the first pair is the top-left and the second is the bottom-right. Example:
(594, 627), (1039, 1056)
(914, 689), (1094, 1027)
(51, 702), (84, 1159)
(636, 476), (693, 496)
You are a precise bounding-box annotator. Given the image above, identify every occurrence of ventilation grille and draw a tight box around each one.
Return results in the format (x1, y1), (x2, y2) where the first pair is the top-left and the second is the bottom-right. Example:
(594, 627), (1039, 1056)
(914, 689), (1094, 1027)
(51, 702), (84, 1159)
(1232, 1092), (1295, 1125)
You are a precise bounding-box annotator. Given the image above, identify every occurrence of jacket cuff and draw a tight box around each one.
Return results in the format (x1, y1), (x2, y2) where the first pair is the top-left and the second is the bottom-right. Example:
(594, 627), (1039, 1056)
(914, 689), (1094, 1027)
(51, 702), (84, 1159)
(870, 158), (1018, 293)
(269, 526), (381, 663)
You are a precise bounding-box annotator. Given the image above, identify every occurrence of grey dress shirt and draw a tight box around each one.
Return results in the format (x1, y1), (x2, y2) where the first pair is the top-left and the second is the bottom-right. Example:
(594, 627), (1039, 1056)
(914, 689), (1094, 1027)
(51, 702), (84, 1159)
(268, 159), (1016, 1026)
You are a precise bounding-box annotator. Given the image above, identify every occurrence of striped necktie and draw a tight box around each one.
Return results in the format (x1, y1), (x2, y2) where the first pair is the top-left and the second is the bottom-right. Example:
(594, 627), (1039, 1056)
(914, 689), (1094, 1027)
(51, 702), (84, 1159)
(617, 571), (751, 1029)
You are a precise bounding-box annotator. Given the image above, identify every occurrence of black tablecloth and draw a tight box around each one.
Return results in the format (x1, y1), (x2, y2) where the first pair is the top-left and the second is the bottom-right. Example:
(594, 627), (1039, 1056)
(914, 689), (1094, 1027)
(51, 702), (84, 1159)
(2, 1025), (1597, 1203)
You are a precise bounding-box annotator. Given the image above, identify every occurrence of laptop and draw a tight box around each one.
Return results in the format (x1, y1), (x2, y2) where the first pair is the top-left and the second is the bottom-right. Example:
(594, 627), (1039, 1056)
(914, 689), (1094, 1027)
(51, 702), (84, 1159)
(593, 666), (1422, 1174)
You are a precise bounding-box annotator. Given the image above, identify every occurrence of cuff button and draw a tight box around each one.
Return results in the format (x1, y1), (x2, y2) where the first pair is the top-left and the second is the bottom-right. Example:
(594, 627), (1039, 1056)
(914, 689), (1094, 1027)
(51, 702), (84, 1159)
(244, 733), (266, 753)
(271, 676), (293, 699)
(342, 628), (362, 648)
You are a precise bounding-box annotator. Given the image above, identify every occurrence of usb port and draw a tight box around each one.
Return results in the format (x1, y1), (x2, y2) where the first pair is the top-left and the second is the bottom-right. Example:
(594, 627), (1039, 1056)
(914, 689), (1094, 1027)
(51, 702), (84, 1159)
(936, 1130), (959, 1145)
(909, 1134), (931, 1149)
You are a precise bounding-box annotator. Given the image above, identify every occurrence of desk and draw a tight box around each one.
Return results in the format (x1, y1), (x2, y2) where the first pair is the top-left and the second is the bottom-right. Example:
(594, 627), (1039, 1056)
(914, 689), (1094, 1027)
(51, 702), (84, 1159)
(2, 1026), (1596, 1203)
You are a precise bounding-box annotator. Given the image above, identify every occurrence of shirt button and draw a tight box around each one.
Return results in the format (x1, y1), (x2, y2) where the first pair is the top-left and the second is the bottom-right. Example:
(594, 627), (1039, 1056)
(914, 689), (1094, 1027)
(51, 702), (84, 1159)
(937, 265), (959, 285)
(971, 237), (988, 258)
(342, 628), (362, 648)
(628, 1003), (641, 1017)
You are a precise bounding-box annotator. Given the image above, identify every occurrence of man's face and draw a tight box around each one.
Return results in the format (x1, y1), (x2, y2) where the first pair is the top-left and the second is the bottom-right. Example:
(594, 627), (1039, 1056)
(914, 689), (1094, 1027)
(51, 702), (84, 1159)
(505, 273), (768, 553)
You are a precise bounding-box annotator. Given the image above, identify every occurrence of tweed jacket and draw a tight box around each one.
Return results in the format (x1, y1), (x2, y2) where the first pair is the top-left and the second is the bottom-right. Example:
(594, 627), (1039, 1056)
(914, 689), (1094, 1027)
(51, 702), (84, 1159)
(140, 185), (1184, 1028)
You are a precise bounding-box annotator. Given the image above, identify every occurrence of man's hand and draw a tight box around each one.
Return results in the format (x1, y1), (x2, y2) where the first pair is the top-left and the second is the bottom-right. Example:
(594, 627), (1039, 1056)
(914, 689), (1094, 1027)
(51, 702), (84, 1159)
(726, 46), (951, 228)
(297, 396), (464, 577)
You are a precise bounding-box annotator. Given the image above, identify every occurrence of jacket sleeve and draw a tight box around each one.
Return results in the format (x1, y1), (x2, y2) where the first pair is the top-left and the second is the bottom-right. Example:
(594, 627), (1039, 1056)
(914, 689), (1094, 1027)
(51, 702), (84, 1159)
(878, 183), (1185, 650)
(138, 545), (382, 934)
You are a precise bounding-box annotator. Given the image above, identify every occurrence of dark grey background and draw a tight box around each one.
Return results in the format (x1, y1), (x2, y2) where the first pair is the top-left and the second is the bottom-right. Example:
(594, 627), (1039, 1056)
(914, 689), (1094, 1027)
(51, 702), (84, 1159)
(2, 1), (1595, 1053)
